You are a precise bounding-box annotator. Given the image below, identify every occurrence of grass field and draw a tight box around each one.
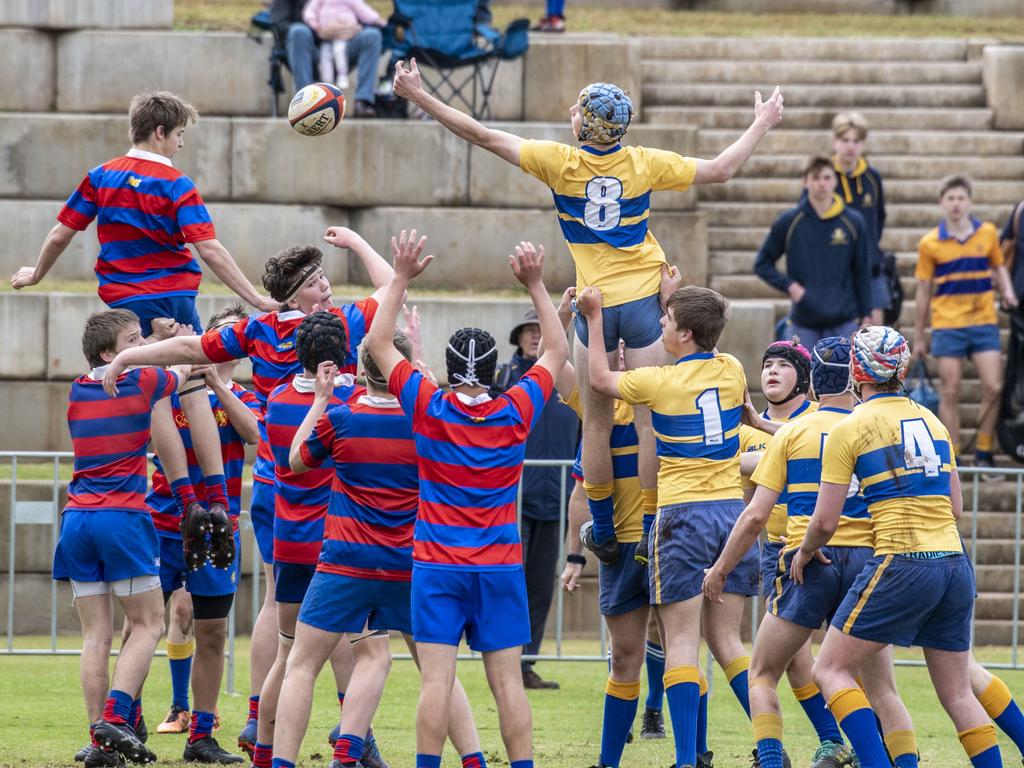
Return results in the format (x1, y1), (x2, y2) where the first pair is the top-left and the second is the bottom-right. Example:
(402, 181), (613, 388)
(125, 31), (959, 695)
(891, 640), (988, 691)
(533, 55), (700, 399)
(4, 637), (1024, 767)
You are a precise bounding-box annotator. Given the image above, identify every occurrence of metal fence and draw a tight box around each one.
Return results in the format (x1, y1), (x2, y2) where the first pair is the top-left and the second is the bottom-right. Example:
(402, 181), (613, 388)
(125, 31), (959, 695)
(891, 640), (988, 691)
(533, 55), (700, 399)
(3, 451), (1023, 695)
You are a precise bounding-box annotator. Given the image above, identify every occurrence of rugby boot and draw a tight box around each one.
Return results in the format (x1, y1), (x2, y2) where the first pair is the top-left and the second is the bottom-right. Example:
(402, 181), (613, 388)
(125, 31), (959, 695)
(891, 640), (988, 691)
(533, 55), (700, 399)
(236, 718), (257, 758)
(181, 502), (212, 571)
(93, 721), (156, 764)
(135, 714), (148, 744)
(84, 745), (126, 768)
(811, 741), (857, 768)
(207, 502), (235, 570)
(697, 752), (714, 768)
(640, 706), (665, 739)
(156, 704), (190, 734)
(75, 744), (92, 762)
(183, 735), (245, 764)
(328, 723), (340, 747)
(580, 520), (619, 565)
(749, 747), (793, 768)
(360, 730), (389, 768)
(634, 527), (651, 566)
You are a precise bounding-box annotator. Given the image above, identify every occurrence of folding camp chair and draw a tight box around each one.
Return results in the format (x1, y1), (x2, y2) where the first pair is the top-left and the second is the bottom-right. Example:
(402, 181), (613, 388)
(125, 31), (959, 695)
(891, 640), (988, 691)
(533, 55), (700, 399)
(248, 9), (290, 117)
(386, 0), (528, 120)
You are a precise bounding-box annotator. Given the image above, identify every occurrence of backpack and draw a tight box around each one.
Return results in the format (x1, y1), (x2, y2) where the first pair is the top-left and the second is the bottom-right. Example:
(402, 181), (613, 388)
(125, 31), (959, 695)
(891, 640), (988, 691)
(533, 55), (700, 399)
(999, 308), (1024, 462)
(906, 360), (939, 416)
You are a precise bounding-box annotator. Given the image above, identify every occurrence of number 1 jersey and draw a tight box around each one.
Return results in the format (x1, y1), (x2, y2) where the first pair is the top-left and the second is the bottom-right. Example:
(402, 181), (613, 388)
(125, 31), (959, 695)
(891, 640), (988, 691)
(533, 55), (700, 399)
(519, 140), (697, 308)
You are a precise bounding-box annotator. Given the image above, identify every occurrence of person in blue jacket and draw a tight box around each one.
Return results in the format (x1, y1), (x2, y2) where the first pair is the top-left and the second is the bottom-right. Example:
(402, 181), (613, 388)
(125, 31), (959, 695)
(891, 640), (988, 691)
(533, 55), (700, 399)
(755, 156), (872, 349)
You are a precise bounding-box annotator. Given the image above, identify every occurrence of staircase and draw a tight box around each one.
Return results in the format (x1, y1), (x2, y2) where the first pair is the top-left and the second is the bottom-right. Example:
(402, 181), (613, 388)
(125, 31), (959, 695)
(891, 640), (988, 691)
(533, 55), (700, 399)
(640, 36), (1024, 644)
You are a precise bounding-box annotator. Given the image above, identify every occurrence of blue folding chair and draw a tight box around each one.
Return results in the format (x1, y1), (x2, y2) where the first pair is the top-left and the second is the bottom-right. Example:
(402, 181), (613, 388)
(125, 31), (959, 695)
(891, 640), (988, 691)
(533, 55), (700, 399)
(386, 0), (528, 120)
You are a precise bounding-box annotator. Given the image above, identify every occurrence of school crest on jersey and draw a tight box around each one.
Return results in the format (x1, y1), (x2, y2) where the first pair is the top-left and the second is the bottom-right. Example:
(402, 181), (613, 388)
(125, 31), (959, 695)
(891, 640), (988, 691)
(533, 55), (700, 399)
(276, 340), (295, 352)
(174, 411), (190, 429)
(831, 227), (848, 246)
(862, 193), (873, 207)
(127, 176), (141, 188)
(213, 407), (229, 428)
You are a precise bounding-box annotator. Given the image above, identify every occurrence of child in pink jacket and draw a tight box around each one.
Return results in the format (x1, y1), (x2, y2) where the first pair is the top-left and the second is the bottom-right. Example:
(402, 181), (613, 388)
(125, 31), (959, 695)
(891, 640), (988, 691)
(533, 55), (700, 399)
(303, 0), (383, 89)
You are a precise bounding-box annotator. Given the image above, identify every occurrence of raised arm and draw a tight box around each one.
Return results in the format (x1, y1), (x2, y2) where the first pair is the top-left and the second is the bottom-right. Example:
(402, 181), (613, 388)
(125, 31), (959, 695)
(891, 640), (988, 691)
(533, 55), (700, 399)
(693, 87), (783, 185)
(702, 484), (781, 603)
(509, 242), (568, 380)
(193, 239), (278, 312)
(576, 287), (623, 398)
(393, 59), (522, 166)
(10, 222), (78, 289)
(323, 226), (395, 296)
(546, 286), (578, 396)
(289, 361), (338, 473)
(203, 367), (260, 445)
(103, 335), (213, 397)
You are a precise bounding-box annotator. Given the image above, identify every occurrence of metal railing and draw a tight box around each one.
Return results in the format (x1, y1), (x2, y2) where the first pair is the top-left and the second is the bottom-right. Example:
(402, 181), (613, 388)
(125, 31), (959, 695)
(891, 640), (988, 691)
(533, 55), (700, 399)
(3, 452), (1024, 694)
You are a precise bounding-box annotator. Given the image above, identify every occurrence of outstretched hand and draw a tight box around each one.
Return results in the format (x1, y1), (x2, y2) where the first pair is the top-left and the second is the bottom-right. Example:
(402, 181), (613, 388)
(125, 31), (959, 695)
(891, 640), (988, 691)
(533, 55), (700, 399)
(393, 58), (423, 100)
(10, 266), (40, 290)
(575, 286), (603, 319)
(753, 86), (784, 130)
(390, 229), (433, 281)
(659, 263), (682, 307)
(102, 357), (129, 398)
(323, 226), (360, 250)
(312, 360), (338, 401)
(509, 241), (545, 288)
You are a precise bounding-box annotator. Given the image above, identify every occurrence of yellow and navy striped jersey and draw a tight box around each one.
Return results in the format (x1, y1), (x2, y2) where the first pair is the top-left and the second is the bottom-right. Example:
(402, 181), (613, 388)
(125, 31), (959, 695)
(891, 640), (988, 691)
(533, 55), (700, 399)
(739, 424), (770, 494)
(618, 352), (746, 506)
(565, 389), (642, 542)
(915, 218), (1003, 329)
(519, 140), (697, 308)
(821, 393), (960, 555)
(760, 400), (818, 543)
(752, 406), (873, 553)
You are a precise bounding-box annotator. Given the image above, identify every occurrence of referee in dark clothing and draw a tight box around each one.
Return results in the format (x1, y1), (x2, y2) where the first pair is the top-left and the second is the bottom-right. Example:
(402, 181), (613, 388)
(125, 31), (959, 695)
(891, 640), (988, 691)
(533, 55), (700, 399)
(491, 308), (579, 689)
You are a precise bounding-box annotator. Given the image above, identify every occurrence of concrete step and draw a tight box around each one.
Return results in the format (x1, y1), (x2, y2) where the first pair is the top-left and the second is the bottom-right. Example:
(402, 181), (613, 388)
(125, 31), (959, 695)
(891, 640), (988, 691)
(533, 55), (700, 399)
(643, 106), (994, 131)
(702, 201), (1008, 229)
(699, 177), (1024, 204)
(709, 225), (925, 251)
(730, 155), (1024, 182)
(967, 539), (1024, 564)
(960, 513), (1024, 540)
(698, 129), (1024, 157)
(974, 593), (1024, 622)
(643, 83), (987, 109)
(639, 36), (968, 62)
(642, 59), (983, 86)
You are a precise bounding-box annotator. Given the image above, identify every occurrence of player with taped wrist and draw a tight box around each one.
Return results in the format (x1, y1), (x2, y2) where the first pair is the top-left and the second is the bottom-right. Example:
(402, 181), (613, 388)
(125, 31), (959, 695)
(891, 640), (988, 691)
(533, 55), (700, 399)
(393, 61), (783, 567)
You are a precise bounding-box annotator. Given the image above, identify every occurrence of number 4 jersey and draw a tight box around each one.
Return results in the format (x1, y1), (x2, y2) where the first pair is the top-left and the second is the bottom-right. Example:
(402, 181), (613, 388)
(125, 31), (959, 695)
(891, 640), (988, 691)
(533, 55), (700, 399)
(617, 351), (746, 506)
(821, 392), (961, 555)
(519, 140), (697, 309)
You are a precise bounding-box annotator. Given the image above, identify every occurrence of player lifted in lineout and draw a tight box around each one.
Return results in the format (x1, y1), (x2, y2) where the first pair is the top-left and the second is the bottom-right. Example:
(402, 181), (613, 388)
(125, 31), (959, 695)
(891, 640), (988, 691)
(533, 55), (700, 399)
(393, 60), (784, 565)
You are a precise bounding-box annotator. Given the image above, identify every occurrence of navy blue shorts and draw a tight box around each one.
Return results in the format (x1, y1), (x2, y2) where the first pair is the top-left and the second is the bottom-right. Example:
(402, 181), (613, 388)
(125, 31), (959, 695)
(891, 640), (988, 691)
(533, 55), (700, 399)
(599, 541), (650, 616)
(649, 499), (759, 605)
(117, 295), (203, 338)
(574, 293), (663, 352)
(931, 324), (1001, 359)
(831, 553), (975, 652)
(299, 571), (413, 634)
(250, 480), (275, 565)
(411, 565), (531, 652)
(53, 510), (160, 583)
(768, 546), (873, 630)
(273, 561), (317, 604)
(761, 540), (784, 599)
(158, 532), (240, 597)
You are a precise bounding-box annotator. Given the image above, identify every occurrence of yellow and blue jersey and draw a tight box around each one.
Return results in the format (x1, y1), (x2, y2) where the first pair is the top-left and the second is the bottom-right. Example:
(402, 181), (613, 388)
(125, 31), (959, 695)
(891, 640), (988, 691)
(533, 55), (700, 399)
(566, 389), (642, 542)
(519, 140), (697, 308)
(915, 218), (1003, 329)
(821, 393), (961, 555)
(752, 406), (873, 553)
(739, 424), (770, 494)
(617, 352), (745, 506)
(760, 400), (818, 543)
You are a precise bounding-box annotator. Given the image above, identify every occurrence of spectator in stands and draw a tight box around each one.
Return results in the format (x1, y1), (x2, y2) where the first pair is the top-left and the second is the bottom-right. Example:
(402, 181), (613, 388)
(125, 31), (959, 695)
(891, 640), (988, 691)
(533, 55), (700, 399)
(754, 156), (872, 349)
(912, 175), (1018, 474)
(303, 0), (384, 92)
(531, 0), (566, 32)
(270, 0), (383, 117)
(491, 308), (579, 690)
(832, 112), (888, 324)
(1000, 199), (1024, 301)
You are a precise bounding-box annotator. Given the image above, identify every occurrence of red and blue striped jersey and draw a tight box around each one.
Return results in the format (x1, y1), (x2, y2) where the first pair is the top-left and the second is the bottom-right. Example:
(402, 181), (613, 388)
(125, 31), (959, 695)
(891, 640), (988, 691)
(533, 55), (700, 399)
(200, 300), (377, 484)
(388, 359), (554, 570)
(57, 150), (214, 307)
(147, 383), (261, 536)
(300, 396), (417, 581)
(66, 366), (179, 514)
(265, 375), (364, 564)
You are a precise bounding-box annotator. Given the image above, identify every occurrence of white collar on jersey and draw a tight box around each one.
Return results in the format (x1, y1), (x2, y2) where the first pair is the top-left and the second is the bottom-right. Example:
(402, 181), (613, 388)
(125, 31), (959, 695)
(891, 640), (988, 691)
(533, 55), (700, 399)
(277, 310), (305, 321)
(87, 365), (111, 381)
(358, 394), (401, 408)
(126, 147), (173, 167)
(455, 391), (492, 406)
(291, 372), (354, 394)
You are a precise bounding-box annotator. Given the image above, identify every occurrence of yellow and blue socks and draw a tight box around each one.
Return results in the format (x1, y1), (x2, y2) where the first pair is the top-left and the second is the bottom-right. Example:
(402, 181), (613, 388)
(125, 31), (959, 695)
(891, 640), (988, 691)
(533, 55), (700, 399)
(585, 481), (616, 544)
(724, 656), (752, 717)
(601, 679), (641, 767)
(979, 675), (1024, 754)
(753, 713), (785, 768)
(167, 638), (194, 711)
(829, 688), (891, 768)
(977, 433), (995, 465)
(462, 752), (487, 768)
(697, 672), (709, 754)
(333, 733), (363, 766)
(102, 689), (133, 724)
(959, 723), (1002, 768)
(416, 755), (442, 768)
(792, 682), (843, 744)
(645, 641), (665, 711)
(884, 729), (919, 768)
(665, 665), (700, 768)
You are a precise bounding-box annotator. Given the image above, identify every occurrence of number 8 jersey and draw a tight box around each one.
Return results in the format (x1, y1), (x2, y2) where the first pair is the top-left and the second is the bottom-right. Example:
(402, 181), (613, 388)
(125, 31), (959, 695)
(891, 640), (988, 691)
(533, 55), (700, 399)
(821, 392), (961, 555)
(519, 140), (697, 309)
(617, 351), (746, 506)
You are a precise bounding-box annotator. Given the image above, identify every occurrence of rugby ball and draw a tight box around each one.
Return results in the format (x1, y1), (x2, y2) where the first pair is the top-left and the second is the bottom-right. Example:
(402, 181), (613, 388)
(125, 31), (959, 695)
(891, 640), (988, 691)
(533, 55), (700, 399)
(288, 83), (345, 136)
